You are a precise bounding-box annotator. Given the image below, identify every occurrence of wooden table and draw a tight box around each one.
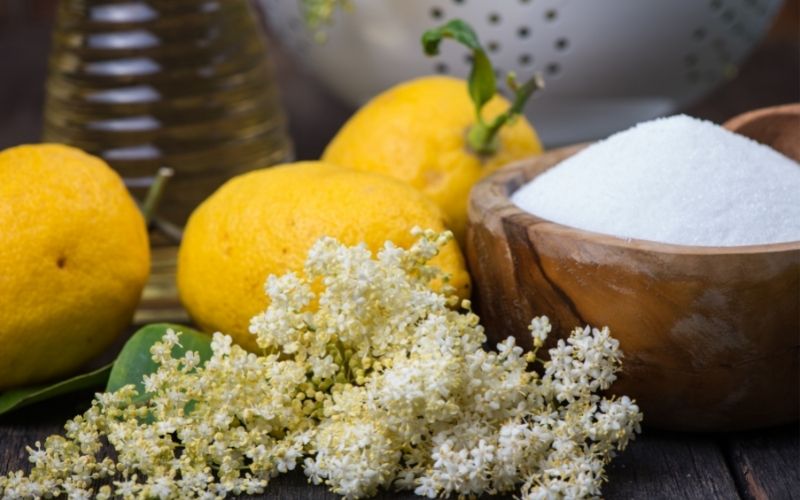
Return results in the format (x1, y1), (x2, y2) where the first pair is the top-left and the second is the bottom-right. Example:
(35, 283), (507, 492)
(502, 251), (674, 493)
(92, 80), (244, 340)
(1, 391), (798, 499)
(1, 3), (799, 498)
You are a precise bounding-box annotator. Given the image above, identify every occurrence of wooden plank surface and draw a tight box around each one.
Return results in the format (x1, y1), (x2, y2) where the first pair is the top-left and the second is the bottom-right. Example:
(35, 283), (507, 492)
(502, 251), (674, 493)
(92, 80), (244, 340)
(604, 432), (741, 500)
(4, 393), (797, 500)
(725, 426), (800, 500)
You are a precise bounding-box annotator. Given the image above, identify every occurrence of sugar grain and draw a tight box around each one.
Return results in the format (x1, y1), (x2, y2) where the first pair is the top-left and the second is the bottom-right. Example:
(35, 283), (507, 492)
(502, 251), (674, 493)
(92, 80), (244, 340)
(511, 115), (800, 246)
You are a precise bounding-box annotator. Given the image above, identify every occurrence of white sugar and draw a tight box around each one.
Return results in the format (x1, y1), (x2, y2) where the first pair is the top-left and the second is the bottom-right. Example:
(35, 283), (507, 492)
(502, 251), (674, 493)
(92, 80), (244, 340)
(511, 115), (800, 247)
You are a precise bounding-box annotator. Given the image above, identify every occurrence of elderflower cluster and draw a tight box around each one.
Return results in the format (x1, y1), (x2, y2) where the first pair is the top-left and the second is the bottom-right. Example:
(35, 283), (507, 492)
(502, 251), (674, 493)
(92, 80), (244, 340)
(0, 229), (642, 499)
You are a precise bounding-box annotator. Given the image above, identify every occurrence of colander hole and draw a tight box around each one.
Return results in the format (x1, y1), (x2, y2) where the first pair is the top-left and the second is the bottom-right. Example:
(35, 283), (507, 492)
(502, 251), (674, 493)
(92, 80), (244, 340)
(518, 53), (533, 66)
(693, 28), (707, 41)
(435, 62), (449, 74)
(488, 41), (500, 53)
(517, 26), (530, 38)
(546, 62), (560, 76)
(488, 12), (501, 24)
(684, 53), (698, 67)
(452, 0), (465, 4)
(710, 0), (723, 11)
(731, 22), (746, 36)
(544, 9), (558, 22)
(430, 7), (443, 20)
(722, 9), (735, 22)
(519, 0), (532, 4)
(555, 38), (569, 51)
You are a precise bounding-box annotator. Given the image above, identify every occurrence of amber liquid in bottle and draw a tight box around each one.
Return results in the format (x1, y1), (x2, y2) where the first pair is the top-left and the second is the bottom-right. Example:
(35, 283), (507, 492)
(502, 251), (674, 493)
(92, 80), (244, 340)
(44, 0), (293, 226)
(44, 0), (293, 322)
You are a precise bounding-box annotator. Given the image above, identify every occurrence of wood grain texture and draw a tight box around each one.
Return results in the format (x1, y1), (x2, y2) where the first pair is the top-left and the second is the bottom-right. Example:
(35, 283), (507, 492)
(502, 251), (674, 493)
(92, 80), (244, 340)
(465, 144), (800, 431)
(1, 389), (797, 499)
(725, 426), (800, 500)
(604, 432), (740, 500)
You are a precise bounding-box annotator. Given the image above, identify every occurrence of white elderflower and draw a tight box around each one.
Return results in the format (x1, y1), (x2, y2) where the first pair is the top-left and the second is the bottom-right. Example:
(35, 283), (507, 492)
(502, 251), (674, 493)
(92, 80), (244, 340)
(0, 230), (641, 500)
(529, 316), (551, 348)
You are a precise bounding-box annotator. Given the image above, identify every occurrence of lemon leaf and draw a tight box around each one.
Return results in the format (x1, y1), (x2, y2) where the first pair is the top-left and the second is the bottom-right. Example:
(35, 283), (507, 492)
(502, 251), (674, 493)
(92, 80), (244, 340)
(0, 364), (112, 416)
(0, 324), (212, 416)
(422, 19), (496, 114)
(421, 18), (482, 54)
(106, 323), (212, 405)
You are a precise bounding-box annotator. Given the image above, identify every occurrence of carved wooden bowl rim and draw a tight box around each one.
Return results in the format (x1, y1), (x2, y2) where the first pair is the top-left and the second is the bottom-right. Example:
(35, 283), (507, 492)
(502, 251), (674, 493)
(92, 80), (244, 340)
(473, 142), (800, 257)
(722, 102), (800, 135)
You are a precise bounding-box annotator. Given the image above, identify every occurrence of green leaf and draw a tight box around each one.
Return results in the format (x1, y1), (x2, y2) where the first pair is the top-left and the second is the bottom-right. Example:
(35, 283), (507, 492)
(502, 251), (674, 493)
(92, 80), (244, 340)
(422, 19), (496, 114)
(0, 323), (213, 417)
(107, 323), (212, 405)
(0, 364), (112, 416)
(468, 51), (496, 115)
(421, 18), (483, 54)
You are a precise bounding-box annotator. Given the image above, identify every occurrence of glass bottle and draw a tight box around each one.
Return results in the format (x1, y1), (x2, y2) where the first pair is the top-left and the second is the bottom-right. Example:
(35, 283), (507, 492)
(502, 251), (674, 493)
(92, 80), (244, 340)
(43, 0), (293, 227)
(43, 0), (293, 323)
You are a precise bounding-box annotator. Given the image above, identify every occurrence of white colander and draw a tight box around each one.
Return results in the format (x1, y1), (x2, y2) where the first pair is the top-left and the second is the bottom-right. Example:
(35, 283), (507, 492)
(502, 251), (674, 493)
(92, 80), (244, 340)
(259, 0), (782, 145)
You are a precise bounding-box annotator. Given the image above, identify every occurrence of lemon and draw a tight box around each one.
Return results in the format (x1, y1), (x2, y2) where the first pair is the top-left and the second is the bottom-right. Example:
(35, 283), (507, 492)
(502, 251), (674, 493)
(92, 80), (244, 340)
(177, 161), (470, 351)
(323, 76), (543, 241)
(0, 144), (150, 390)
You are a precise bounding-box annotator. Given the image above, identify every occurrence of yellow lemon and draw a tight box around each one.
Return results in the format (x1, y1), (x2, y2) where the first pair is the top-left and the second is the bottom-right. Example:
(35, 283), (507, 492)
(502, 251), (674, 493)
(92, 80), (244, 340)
(323, 76), (543, 241)
(0, 144), (150, 390)
(177, 161), (470, 351)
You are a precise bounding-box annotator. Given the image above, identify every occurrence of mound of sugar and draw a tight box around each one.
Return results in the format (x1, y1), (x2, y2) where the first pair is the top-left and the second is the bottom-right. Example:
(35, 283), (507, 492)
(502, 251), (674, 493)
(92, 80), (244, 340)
(511, 115), (800, 246)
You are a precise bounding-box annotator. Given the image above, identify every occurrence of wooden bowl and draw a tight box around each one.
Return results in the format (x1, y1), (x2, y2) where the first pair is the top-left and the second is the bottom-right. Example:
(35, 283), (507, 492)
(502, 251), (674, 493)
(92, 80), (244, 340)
(466, 137), (800, 431)
(723, 103), (800, 160)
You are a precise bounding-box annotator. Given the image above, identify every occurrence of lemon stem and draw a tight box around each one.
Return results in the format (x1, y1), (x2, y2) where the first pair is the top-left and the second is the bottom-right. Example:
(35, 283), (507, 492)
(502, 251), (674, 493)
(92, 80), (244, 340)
(470, 72), (545, 155)
(141, 167), (173, 226)
(422, 19), (544, 156)
(152, 216), (184, 243)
